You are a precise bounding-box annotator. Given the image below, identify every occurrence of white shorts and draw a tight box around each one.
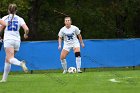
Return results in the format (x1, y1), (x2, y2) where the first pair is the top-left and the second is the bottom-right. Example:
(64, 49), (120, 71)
(63, 42), (80, 52)
(4, 40), (20, 51)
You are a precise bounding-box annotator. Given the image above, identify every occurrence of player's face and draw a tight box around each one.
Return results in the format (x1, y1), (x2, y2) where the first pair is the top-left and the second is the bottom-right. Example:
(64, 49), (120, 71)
(64, 18), (71, 28)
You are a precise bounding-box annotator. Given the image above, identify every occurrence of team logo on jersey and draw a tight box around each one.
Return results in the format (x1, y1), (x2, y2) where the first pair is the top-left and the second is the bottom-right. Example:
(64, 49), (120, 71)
(65, 33), (74, 40)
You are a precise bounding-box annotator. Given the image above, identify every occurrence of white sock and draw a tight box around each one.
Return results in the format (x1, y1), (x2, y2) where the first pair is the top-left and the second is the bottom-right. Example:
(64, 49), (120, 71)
(61, 59), (67, 71)
(2, 61), (11, 81)
(9, 58), (22, 66)
(76, 57), (81, 70)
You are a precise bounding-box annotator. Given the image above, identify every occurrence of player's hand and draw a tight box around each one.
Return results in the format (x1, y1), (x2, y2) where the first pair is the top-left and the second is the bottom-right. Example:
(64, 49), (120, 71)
(81, 43), (85, 48)
(58, 45), (61, 50)
(24, 34), (28, 39)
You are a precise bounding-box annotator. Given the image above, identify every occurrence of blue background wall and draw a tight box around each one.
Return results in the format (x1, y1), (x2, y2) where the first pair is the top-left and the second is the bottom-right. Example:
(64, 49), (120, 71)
(0, 39), (140, 72)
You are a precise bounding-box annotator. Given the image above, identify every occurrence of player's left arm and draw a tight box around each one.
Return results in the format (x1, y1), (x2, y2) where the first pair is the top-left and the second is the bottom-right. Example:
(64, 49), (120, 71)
(0, 19), (6, 36)
(0, 25), (5, 40)
(0, 25), (5, 50)
(78, 34), (85, 48)
(75, 26), (85, 48)
(0, 17), (7, 40)
(0, 20), (7, 26)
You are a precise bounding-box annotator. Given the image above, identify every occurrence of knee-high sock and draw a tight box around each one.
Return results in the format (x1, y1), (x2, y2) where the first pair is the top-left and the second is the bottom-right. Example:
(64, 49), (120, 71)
(61, 59), (67, 71)
(2, 61), (11, 81)
(9, 58), (22, 66)
(76, 57), (81, 70)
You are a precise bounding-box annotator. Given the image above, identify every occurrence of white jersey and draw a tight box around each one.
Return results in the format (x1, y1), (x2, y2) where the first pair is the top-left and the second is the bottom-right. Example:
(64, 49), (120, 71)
(58, 25), (81, 45)
(2, 14), (26, 41)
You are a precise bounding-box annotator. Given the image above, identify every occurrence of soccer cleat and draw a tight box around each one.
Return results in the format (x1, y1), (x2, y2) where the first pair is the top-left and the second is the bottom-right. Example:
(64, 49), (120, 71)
(21, 60), (28, 73)
(0, 80), (6, 83)
(63, 70), (67, 74)
(77, 69), (82, 73)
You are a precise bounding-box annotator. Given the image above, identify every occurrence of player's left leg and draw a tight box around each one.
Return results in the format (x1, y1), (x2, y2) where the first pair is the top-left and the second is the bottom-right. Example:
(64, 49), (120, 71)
(73, 47), (82, 73)
(0, 60), (11, 83)
(0, 51), (20, 82)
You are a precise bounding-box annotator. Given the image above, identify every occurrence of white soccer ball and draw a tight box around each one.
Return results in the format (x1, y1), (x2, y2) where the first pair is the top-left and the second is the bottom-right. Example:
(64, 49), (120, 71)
(68, 67), (77, 73)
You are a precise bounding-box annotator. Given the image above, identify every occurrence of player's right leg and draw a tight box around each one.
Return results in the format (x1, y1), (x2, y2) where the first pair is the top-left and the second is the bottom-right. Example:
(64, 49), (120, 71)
(60, 49), (69, 74)
(14, 41), (28, 73)
(14, 51), (28, 73)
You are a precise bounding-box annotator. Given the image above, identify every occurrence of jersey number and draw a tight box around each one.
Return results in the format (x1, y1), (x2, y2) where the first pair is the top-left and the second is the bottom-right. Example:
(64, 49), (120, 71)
(8, 21), (18, 31)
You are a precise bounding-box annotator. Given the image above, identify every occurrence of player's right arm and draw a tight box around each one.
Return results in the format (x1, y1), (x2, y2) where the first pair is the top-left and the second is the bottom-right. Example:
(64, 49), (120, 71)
(58, 37), (62, 50)
(58, 28), (64, 50)
(20, 18), (29, 39)
(22, 24), (29, 39)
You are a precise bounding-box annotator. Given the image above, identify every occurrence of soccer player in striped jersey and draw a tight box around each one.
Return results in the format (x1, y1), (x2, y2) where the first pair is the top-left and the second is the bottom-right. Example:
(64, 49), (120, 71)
(58, 17), (85, 74)
(0, 4), (29, 83)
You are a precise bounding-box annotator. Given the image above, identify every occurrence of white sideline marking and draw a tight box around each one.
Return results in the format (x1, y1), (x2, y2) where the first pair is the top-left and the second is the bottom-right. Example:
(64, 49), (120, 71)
(109, 78), (120, 83)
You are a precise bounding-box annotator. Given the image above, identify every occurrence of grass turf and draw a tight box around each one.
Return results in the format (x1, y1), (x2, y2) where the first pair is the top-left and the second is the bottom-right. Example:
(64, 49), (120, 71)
(0, 69), (140, 93)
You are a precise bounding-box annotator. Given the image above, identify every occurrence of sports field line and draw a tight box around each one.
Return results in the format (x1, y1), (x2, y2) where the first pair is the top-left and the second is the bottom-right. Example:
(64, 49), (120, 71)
(108, 76), (140, 84)
(109, 78), (121, 83)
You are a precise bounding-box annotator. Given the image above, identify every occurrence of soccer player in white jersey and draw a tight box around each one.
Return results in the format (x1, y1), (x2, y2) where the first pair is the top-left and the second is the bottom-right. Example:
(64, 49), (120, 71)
(58, 17), (85, 74)
(0, 4), (29, 83)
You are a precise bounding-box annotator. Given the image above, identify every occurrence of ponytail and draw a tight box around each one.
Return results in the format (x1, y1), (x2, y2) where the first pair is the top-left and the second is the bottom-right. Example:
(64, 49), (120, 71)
(8, 4), (17, 23)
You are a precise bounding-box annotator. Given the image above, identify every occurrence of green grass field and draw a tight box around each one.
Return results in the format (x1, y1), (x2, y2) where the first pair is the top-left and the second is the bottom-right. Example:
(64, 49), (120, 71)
(0, 69), (140, 93)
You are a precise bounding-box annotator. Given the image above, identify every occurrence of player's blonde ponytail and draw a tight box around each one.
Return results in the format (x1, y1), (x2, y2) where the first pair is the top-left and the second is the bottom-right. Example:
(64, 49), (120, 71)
(8, 4), (17, 23)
